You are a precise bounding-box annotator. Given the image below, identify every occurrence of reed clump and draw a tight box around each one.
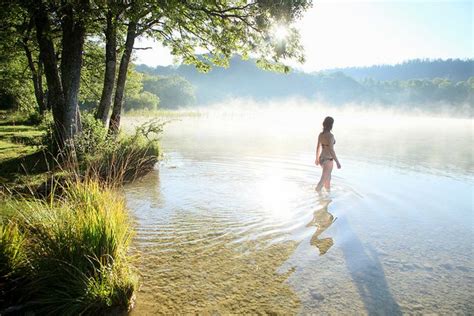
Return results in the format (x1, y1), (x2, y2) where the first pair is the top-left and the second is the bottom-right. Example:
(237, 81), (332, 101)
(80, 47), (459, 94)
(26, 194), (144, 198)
(0, 180), (138, 314)
(64, 113), (162, 185)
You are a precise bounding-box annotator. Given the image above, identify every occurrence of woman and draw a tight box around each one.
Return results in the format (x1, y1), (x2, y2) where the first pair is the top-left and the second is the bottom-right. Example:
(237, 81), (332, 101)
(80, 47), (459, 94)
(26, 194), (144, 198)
(315, 116), (341, 192)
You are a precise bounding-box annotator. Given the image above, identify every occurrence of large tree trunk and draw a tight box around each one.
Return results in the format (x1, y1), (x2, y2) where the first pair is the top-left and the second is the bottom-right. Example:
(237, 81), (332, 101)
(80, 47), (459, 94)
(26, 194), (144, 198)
(108, 21), (137, 134)
(95, 9), (117, 125)
(32, 2), (66, 145)
(60, 4), (86, 141)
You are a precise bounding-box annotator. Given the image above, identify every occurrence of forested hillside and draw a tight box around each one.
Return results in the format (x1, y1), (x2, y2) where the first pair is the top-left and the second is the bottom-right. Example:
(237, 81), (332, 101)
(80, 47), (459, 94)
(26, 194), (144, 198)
(324, 59), (473, 81)
(136, 56), (473, 110)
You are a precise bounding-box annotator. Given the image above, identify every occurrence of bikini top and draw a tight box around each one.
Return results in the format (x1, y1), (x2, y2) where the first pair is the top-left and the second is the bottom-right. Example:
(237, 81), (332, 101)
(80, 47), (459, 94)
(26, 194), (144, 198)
(321, 139), (335, 148)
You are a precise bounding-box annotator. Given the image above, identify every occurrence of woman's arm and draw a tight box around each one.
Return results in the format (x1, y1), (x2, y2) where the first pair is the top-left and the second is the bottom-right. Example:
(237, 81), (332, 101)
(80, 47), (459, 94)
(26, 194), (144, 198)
(328, 134), (341, 169)
(315, 133), (321, 165)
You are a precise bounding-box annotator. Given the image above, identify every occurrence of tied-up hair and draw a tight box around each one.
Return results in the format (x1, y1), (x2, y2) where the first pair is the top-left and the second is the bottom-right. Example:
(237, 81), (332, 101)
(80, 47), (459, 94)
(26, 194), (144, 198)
(323, 116), (334, 132)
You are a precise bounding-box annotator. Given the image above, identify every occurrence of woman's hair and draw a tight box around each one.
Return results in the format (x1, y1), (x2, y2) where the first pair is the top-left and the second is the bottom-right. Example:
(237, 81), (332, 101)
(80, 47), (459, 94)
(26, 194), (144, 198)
(322, 116), (334, 132)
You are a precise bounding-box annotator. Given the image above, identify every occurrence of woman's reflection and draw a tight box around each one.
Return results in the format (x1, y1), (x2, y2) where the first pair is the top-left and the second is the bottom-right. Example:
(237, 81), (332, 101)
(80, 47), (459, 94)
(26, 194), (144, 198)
(307, 199), (336, 255)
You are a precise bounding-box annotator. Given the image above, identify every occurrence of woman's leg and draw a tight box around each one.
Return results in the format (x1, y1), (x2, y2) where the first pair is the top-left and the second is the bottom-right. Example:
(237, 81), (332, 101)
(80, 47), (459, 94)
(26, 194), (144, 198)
(324, 160), (334, 191)
(316, 160), (333, 192)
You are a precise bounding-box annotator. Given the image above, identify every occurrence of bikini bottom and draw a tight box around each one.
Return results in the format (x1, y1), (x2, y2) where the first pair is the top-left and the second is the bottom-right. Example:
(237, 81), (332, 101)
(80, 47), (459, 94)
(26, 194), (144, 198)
(319, 157), (333, 165)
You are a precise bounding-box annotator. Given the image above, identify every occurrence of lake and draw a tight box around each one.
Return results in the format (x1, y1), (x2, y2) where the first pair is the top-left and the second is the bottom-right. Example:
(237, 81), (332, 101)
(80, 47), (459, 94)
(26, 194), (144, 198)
(124, 106), (473, 314)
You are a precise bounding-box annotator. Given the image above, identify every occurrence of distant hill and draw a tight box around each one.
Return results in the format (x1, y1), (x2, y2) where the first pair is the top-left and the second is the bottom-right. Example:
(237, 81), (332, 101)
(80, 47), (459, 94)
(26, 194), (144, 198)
(323, 59), (474, 82)
(136, 56), (317, 104)
(135, 56), (473, 111)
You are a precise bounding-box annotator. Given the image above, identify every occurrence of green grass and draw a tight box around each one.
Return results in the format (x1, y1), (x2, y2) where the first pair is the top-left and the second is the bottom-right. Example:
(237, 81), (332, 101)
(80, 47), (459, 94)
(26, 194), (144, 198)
(0, 110), (48, 190)
(0, 110), (161, 194)
(0, 180), (138, 314)
(0, 110), (161, 313)
(0, 123), (43, 161)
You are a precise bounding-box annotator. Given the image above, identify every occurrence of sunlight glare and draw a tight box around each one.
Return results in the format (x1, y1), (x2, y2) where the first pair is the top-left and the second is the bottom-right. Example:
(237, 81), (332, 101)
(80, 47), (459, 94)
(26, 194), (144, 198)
(257, 173), (299, 220)
(272, 24), (289, 42)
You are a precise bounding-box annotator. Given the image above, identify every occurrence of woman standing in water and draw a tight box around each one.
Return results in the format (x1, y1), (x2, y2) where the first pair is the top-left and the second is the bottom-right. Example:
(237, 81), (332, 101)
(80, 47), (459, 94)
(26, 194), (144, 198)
(315, 116), (341, 192)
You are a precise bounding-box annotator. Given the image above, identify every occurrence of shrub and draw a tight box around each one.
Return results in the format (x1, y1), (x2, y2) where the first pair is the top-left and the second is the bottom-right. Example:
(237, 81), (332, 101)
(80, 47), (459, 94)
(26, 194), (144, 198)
(74, 115), (162, 184)
(74, 112), (111, 165)
(36, 112), (161, 186)
(24, 111), (44, 125)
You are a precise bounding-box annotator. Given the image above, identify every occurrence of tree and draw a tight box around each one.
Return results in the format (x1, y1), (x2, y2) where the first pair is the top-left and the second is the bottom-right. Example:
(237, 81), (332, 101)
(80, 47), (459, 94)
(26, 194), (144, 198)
(124, 91), (160, 111)
(95, 0), (125, 124)
(24, 0), (92, 147)
(3, 0), (312, 145)
(0, 2), (46, 113)
(107, 0), (312, 133)
(143, 75), (196, 108)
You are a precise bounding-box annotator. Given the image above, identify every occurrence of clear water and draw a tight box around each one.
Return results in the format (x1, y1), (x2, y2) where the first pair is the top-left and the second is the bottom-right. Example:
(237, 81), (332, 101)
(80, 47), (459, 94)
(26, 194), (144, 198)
(124, 108), (473, 314)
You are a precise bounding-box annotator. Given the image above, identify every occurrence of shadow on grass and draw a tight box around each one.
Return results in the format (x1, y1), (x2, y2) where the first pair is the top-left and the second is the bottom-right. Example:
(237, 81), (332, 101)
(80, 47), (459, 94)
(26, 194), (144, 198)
(0, 150), (58, 196)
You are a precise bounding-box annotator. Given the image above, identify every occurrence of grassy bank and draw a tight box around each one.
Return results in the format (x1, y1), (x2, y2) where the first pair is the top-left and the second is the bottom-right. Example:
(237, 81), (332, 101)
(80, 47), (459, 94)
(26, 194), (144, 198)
(1, 181), (137, 314)
(0, 110), (162, 313)
(0, 111), (49, 191)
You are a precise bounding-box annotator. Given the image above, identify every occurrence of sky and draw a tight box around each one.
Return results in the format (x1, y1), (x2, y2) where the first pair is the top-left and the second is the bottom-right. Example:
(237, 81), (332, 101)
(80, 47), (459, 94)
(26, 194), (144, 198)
(134, 0), (473, 72)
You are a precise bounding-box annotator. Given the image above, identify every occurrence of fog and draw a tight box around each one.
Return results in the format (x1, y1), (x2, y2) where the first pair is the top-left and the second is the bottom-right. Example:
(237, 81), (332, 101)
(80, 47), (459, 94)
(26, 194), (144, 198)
(124, 99), (473, 177)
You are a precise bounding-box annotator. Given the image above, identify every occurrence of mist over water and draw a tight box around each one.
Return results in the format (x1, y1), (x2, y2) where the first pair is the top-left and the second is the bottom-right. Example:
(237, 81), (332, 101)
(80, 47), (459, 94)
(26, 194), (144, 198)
(123, 102), (473, 314)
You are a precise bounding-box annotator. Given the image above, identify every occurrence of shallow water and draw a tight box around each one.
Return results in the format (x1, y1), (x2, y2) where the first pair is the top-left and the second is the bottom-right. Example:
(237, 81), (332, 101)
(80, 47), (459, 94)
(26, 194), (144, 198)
(124, 109), (473, 314)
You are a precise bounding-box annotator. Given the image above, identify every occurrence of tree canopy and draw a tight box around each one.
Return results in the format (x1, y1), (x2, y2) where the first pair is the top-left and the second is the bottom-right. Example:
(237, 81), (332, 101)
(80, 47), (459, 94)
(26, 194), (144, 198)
(1, 0), (312, 150)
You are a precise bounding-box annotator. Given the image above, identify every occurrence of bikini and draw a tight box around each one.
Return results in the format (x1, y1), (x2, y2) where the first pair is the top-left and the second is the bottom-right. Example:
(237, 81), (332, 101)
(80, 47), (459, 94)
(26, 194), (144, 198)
(319, 139), (335, 165)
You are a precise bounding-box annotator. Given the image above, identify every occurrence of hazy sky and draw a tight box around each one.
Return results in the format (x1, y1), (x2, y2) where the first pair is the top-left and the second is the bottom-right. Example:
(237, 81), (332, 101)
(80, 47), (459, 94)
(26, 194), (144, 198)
(134, 0), (473, 72)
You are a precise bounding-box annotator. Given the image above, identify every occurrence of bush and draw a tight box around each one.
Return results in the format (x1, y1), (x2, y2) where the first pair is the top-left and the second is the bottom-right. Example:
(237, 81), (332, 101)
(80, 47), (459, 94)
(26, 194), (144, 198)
(0, 181), (138, 314)
(73, 114), (162, 184)
(24, 111), (44, 125)
(74, 112), (111, 164)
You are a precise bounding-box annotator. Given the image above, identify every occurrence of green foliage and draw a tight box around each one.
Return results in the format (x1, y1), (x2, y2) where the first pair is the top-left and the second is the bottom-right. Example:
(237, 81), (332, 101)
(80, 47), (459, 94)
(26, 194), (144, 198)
(0, 2), (38, 112)
(24, 110), (44, 125)
(143, 75), (196, 109)
(81, 129), (161, 184)
(74, 112), (110, 164)
(80, 39), (106, 107)
(136, 0), (311, 73)
(0, 55), (37, 112)
(70, 113), (161, 184)
(124, 91), (160, 111)
(0, 221), (27, 279)
(125, 66), (145, 100)
(0, 181), (137, 314)
(137, 57), (474, 111)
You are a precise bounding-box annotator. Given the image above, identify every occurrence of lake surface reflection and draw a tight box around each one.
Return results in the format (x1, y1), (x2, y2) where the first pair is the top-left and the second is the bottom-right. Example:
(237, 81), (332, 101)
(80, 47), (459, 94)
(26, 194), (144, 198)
(124, 109), (473, 314)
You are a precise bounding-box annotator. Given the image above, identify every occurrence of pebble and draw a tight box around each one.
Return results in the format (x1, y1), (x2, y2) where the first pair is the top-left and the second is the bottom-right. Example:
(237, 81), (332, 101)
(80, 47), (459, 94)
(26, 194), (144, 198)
(309, 290), (325, 302)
